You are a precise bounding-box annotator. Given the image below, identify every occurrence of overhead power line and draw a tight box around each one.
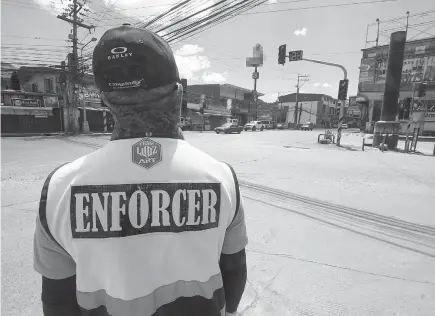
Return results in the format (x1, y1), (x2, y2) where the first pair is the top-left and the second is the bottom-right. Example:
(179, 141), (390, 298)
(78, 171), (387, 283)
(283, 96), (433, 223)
(154, 0), (268, 43)
(1, 35), (69, 42)
(242, 0), (398, 16)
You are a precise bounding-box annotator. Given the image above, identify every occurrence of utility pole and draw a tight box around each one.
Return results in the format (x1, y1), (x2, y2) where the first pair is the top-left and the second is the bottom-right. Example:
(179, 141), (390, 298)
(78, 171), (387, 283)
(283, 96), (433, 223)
(294, 74), (309, 129)
(253, 65), (259, 120)
(57, 0), (94, 134)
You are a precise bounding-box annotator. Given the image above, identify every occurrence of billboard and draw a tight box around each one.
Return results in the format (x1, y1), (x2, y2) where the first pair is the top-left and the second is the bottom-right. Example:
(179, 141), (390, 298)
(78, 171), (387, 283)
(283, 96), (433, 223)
(359, 55), (435, 84)
(246, 43), (263, 67)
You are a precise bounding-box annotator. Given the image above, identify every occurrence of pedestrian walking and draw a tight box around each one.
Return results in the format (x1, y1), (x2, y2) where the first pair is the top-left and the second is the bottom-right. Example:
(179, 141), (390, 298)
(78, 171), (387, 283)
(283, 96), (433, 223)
(34, 24), (248, 316)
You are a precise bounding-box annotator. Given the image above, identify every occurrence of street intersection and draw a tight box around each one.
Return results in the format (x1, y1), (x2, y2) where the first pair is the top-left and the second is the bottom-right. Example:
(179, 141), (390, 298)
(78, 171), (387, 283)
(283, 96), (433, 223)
(2, 130), (435, 316)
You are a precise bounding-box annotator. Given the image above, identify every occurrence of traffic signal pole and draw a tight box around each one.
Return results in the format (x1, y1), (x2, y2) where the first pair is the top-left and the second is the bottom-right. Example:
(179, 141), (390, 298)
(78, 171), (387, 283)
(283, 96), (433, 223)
(301, 58), (348, 146)
(278, 47), (347, 143)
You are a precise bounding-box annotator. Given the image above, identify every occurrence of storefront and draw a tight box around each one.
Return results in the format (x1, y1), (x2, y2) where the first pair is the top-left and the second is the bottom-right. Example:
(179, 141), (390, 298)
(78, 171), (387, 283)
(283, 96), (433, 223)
(1, 90), (62, 134)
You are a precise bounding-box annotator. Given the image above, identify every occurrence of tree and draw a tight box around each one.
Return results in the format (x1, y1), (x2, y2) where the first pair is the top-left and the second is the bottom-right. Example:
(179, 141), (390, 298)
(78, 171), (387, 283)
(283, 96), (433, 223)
(10, 71), (21, 90)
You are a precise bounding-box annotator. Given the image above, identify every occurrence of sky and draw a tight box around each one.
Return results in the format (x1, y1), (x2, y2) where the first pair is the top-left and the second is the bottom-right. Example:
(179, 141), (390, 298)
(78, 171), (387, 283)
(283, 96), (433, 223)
(1, 0), (435, 102)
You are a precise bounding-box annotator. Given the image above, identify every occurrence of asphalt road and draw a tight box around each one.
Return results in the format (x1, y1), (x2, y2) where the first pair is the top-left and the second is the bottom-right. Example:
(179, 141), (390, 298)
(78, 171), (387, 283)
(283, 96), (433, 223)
(2, 130), (435, 316)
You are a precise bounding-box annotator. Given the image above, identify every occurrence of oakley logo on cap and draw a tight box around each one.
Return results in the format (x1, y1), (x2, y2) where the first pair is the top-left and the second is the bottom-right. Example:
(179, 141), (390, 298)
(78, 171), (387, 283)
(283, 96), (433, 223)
(108, 46), (132, 60)
(111, 47), (128, 54)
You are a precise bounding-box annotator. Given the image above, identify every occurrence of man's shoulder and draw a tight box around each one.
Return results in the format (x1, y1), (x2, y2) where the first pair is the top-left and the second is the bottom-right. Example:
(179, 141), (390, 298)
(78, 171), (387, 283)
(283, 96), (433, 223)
(179, 142), (229, 170)
(45, 151), (95, 185)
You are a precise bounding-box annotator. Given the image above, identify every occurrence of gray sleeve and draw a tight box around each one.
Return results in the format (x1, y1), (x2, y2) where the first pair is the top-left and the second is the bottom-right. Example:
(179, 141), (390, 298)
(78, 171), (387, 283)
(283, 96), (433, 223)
(222, 199), (248, 255)
(34, 215), (76, 280)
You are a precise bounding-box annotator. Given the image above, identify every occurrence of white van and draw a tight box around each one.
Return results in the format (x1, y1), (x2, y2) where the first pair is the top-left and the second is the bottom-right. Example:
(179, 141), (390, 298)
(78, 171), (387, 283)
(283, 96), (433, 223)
(260, 120), (274, 129)
(227, 118), (239, 125)
(244, 121), (264, 131)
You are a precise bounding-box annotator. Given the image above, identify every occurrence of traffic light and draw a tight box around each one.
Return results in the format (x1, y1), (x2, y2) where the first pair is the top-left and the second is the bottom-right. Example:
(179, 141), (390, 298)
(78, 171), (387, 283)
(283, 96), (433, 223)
(337, 79), (349, 100)
(278, 44), (286, 65)
(418, 83), (427, 98)
(288, 50), (303, 61)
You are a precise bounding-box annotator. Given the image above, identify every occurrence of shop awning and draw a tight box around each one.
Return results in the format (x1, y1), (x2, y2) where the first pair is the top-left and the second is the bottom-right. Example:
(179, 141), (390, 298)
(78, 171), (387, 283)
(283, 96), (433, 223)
(1, 106), (54, 116)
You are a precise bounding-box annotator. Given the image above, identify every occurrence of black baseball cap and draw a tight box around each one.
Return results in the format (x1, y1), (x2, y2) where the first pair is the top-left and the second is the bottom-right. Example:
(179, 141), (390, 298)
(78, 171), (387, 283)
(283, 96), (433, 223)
(93, 24), (180, 92)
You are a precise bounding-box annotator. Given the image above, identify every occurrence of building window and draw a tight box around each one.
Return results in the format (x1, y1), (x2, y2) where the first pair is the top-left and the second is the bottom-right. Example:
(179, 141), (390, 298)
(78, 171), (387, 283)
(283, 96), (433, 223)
(44, 77), (54, 92)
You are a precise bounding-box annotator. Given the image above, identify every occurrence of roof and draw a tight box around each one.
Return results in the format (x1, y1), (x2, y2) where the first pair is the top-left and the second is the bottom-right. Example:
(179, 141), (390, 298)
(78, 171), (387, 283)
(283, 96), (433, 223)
(18, 66), (61, 84)
(1, 72), (12, 80)
(278, 93), (336, 103)
(1, 62), (19, 71)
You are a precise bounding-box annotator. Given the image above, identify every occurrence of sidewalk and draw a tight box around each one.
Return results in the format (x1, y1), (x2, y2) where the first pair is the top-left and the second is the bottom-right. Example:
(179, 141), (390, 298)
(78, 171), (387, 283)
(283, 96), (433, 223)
(339, 133), (435, 156)
(1, 132), (111, 137)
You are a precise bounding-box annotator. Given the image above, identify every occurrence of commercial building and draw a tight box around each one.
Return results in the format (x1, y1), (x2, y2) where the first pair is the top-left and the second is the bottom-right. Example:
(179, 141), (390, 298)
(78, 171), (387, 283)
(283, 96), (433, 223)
(1, 62), (18, 90)
(357, 36), (435, 135)
(278, 93), (339, 128)
(1, 66), (109, 134)
(185, 83), (265, 129)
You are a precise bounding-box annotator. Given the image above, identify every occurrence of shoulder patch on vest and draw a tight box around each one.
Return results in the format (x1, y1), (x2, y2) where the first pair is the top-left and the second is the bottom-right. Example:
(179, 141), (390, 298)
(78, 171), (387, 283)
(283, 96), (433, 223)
(39, 163), (70, 242)
(132, 138), (162, 169)
(70, 183), (221, 239)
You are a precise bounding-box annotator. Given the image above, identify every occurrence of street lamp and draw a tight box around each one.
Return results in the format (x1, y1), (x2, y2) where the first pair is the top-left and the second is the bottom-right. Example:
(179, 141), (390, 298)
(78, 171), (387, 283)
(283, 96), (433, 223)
(80, 37), (97, 133)
(81, 37), (98, 58)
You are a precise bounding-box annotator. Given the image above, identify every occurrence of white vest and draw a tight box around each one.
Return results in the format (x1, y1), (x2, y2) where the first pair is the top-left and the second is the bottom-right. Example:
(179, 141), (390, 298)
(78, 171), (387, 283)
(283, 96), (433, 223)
(43, 138), (239, 315)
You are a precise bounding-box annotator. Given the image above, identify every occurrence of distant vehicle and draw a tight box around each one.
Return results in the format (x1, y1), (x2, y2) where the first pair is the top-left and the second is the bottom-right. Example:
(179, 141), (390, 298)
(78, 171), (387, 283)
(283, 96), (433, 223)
(342, 123), (348, 129)
(215, 123), (243, 134)
(260, 120), (274, 129)
(301, 122), (314, 131)
(177, 117), (192, 131)
(244, 121), (264, 131)
(227, 118), (239, 125)
(276, 123), (284, 130)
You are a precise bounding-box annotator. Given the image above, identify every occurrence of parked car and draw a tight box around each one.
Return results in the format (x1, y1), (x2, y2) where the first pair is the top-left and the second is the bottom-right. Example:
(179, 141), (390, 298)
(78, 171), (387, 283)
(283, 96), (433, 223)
(301, 122), (314, 131)
(276, 123), (284, 130)
(215, 123), (243, 134)
(244, 121), (264, 131)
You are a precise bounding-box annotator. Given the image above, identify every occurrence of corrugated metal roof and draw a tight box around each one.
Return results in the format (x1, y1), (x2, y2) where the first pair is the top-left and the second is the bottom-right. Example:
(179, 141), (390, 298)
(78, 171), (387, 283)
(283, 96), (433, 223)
(1, 71), (12, 79)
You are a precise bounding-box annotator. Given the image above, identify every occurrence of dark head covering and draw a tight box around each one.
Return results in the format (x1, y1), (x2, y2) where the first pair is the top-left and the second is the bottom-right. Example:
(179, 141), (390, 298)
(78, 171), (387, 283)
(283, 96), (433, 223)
(93, 24), (180, 92)
(92, 24), (183, 140)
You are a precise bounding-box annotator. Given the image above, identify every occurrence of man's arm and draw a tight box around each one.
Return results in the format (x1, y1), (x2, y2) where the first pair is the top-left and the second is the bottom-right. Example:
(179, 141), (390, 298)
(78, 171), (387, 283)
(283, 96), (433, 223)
(35, 162), (80, 316)
(220, 186), (248, 315)
(34, 215), (80, 316)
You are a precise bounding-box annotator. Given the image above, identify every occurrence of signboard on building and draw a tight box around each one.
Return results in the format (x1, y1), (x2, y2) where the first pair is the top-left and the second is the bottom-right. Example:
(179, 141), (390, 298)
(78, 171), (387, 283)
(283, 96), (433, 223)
(43, 96), (59, 108)
(11, 98), (40, 107)
(78, 89), (101, 103)
(358, 58), (376, 84)
(361, 55), (435, 84)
